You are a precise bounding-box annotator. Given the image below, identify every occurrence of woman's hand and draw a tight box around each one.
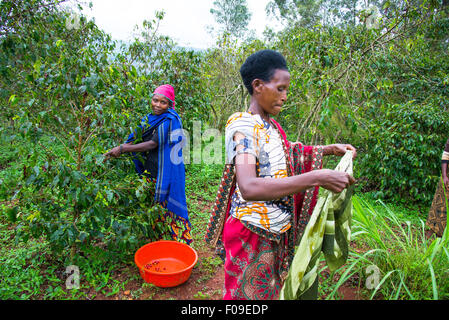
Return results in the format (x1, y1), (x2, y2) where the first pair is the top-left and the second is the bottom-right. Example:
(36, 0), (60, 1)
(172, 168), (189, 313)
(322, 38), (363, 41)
(315, 169), (356, 193)
(104, 146), (121, 159)
(325, 144), (357, 159)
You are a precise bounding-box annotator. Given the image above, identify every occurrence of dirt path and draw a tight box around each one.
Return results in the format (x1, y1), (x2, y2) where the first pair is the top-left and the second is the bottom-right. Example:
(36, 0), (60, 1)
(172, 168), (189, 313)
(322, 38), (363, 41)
(92, 245), (363, 301)
(93, 245), (225, 300)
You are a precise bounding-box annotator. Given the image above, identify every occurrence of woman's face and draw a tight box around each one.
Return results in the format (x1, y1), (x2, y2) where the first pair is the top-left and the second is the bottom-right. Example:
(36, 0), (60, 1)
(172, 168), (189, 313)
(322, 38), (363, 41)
(255, 69), (290, 116)
(151, 94), (171, 115)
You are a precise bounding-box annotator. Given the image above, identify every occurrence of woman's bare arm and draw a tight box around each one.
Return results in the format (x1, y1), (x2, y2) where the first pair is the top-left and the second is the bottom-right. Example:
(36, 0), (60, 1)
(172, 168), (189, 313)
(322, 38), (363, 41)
(104, 141), (158, 158)
(233, 133), (355, 201)
(122, 141), (158, 153)
(290, 142), (357, 159)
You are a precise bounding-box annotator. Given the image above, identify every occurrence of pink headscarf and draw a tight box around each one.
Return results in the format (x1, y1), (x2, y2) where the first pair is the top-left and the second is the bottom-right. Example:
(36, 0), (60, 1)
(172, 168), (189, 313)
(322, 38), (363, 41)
(153, 84), (175, 109)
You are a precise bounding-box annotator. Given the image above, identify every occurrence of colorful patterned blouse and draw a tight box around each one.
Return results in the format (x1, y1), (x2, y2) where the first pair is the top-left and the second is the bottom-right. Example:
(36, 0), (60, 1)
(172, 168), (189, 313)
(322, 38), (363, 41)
(225, 112), (292, 235)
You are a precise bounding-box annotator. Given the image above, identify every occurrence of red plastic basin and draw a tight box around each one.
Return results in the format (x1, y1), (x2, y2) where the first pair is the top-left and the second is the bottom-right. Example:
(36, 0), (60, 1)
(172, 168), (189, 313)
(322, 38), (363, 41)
(134, 240), (198, 288)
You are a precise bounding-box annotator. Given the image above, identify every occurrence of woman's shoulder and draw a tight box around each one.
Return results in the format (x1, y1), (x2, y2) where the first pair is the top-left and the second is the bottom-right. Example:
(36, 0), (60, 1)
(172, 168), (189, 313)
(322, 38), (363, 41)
(225, 111), (257, 130)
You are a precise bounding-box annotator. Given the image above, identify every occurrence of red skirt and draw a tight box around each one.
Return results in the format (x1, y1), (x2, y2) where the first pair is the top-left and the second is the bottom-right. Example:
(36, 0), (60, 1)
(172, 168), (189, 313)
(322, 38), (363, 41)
(223, 216), (288, 300)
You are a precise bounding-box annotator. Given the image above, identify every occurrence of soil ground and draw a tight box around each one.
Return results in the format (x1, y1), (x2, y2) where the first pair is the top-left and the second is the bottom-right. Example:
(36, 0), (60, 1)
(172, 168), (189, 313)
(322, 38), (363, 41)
(91, 245), (226, 300)
(90, 245), (362, 301)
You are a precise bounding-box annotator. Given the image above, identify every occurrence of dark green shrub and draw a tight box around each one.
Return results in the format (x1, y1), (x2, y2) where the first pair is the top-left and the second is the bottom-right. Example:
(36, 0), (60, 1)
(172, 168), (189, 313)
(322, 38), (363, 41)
(358, 102), (449, 205)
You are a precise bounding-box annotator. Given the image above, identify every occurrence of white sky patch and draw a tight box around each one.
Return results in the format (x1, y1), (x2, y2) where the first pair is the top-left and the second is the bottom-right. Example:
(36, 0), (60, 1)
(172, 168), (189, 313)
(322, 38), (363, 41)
(79, 0), (282, 49)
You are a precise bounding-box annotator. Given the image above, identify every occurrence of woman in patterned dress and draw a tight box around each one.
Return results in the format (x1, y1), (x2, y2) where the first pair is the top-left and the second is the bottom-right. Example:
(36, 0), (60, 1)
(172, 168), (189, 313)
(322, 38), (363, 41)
(206, 50), (356, 300)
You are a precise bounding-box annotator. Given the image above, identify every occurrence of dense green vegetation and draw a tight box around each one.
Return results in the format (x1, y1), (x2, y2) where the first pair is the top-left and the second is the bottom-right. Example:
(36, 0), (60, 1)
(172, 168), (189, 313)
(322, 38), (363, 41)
(1, 0), (448, 300)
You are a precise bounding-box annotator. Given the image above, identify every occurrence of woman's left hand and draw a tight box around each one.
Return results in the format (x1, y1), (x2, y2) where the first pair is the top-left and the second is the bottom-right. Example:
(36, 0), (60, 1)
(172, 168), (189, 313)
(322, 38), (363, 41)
(330, 144), (357, 159)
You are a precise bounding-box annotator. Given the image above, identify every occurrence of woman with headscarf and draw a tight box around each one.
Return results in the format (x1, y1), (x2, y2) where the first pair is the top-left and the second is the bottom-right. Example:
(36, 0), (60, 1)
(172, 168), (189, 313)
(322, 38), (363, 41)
(205, 50), (356, 300)
(105, 84), (192, 245)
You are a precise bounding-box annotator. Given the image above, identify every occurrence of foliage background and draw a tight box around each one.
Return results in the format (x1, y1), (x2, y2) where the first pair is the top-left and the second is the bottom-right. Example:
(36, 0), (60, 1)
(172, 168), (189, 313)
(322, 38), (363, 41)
(1, 0), (448, 265)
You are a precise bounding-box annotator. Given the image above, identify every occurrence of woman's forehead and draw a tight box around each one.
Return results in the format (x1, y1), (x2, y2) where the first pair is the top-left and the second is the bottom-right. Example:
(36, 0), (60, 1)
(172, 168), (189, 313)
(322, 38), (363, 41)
(153, 94), (170, 102)
(270, 69), (290, 82)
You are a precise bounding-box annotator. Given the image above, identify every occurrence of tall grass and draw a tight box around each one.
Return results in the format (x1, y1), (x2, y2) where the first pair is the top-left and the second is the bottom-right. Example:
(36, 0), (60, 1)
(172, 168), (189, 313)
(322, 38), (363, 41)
(324, 195), (449, 300)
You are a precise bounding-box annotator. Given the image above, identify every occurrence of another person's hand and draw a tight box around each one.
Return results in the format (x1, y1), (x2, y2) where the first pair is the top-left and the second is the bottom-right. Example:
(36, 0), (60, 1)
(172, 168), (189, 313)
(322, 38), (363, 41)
(331, 144), (357, 159)
(316, 169), (356, 193)
(104, 146), (121, 159)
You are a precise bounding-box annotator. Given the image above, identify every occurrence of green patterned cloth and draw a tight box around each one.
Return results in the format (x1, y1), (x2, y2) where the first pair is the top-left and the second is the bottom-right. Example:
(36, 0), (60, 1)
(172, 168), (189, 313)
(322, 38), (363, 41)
(280, 151), (354, 300)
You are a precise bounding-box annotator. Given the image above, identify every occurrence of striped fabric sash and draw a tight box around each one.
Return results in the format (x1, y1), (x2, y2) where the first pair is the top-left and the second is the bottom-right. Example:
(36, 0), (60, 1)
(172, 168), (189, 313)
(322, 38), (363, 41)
(280, 150), (354, 300)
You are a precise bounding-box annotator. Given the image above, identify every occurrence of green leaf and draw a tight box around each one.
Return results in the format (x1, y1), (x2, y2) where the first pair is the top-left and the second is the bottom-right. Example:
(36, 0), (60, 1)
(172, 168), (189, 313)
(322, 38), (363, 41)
(106, 190), (114, 202)
(427, 258), (439, 300)
(6, 207), (18, 223)
(33, 59), (41, 74)
(79, 231), (88, 242)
